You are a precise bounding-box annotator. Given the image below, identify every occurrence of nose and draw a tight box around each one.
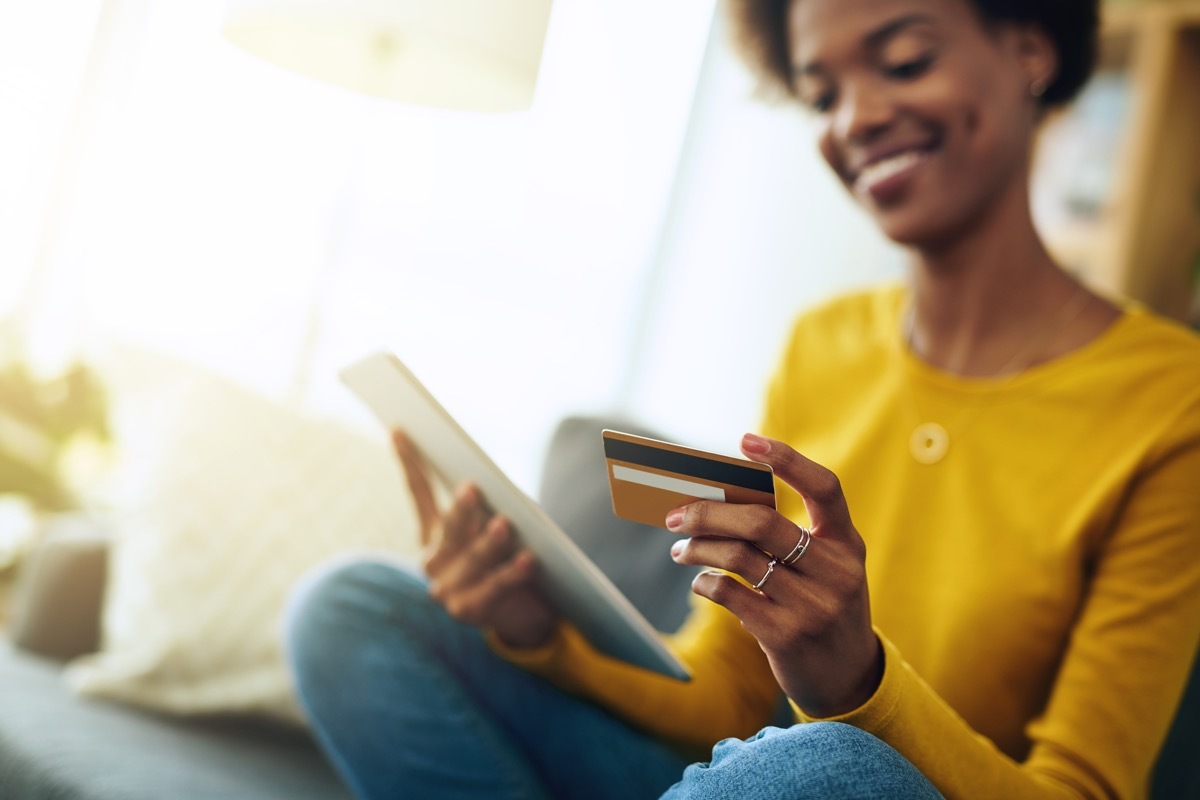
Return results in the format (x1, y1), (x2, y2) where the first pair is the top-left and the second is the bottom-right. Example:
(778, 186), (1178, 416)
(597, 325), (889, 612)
(831, 80), (894, 145)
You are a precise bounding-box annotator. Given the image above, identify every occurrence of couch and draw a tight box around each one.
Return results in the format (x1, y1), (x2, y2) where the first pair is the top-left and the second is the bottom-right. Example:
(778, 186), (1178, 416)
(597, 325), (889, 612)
(1, 415), (1196, 799)
(0, 415), (700, 799)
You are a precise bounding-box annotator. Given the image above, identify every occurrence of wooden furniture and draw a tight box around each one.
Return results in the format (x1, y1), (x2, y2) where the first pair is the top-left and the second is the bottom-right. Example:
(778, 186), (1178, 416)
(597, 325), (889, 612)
(1036, 0), (1200, 324)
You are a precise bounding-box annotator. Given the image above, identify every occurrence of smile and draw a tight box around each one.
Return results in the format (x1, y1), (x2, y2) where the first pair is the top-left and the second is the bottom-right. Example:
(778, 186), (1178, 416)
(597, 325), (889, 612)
(851, 145), (936, 201)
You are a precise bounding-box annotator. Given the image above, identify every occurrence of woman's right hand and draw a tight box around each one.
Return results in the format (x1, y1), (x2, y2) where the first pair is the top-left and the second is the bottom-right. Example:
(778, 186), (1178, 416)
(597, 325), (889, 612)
(392, 430), (559, 649)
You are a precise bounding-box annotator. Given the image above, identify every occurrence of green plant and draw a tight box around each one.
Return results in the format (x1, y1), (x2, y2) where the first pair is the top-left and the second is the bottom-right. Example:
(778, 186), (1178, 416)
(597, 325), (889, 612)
(0, 361), (109, 512)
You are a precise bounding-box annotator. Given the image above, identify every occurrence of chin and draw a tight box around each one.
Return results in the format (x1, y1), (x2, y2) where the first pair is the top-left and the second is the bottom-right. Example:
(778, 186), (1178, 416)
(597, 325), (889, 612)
(870, 208), (958, 248)
(865, 190), (990, 250)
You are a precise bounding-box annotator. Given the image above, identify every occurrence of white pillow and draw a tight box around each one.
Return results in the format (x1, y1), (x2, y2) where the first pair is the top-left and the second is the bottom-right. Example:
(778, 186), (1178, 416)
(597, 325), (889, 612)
(65, 349), (421, 724)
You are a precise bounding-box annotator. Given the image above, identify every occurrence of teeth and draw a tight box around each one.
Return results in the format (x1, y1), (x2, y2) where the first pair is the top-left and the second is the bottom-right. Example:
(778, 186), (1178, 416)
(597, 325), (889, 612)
(856, 151), (924, 190)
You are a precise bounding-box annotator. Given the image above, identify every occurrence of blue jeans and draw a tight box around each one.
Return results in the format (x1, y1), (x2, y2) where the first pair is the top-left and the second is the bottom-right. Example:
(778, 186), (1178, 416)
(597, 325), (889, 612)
(285, 559), (942, 800)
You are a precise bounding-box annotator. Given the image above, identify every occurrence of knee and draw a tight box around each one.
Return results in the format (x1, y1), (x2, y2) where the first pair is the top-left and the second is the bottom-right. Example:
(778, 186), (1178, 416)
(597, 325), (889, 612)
(755, 720), (882, 757)
(755, 723), (937, 796)
(711, 722), (883, 775)
(283, 558), (425, 672)
(672, 723), (940, 800)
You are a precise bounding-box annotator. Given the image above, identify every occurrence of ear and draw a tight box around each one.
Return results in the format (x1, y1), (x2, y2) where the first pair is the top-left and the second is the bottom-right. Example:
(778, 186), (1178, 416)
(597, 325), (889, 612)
(1011, 23), (1059, 100)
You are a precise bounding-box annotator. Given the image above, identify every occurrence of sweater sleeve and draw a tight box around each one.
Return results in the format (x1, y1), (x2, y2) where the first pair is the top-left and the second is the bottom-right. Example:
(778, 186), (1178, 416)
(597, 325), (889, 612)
(483, 315), (828, 755)
(795, 397), (1200, 800)
(488, 593), (781, 759)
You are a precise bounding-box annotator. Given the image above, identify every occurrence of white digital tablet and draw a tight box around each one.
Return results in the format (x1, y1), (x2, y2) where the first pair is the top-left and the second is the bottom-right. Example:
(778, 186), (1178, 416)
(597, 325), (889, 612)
(339, 351), (691, 681)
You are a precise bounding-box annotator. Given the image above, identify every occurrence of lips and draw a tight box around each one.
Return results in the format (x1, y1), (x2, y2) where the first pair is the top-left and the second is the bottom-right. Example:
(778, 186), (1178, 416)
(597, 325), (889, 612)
(847, 140), (939, 201)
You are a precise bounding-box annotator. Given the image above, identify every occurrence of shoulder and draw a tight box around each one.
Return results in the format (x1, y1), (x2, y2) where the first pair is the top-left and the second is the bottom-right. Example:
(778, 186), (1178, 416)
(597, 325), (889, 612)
(1110, 306), (1200, 367)
(782, 283), (906, 359)
(1075, 307), (1200, 456)
(1094, 307), (1200, 410)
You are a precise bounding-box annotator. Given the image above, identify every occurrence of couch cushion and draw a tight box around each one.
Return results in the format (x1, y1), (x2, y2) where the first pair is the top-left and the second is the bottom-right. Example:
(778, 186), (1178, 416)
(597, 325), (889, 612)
(0, 642), (350, 800)
(8, 515), (108, 661)
(537, 415), (701, 634)
(63, 350), (421, 723)
(1153, 647), (1200, 800)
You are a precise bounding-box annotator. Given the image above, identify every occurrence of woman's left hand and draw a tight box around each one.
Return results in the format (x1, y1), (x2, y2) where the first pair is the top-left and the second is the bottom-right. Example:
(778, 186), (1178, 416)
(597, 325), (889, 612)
(666, 432), (882, 718)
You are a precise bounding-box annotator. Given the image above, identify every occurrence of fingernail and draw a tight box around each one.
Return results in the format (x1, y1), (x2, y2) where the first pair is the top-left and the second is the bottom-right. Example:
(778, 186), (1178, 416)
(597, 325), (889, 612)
(665, 510), (684, 530)
(741, 433), (771, 454)
(670, 539), (687, 560)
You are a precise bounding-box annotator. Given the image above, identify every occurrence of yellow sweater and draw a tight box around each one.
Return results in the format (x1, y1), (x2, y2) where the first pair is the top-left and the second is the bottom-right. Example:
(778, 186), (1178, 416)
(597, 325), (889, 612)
(500, 286), (1200, 800)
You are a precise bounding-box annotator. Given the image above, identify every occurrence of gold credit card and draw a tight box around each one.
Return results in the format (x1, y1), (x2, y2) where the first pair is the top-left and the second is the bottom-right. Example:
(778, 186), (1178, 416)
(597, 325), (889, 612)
(602, 430), (776, 529)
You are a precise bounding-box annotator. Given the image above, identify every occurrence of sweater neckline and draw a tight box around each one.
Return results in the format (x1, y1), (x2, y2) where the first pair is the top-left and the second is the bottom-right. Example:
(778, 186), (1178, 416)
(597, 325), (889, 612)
(886, 285), (1140, 395)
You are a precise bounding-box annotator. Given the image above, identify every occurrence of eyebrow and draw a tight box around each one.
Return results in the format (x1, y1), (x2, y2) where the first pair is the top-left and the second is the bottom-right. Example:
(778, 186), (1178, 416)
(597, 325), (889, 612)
(793, 13), (940, 76)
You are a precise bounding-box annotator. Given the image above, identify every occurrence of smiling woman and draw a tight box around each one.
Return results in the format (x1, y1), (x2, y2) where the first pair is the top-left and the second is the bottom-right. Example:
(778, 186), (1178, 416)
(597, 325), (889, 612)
(283, 0), (1200, 799)
(744, 0), (1098, 248)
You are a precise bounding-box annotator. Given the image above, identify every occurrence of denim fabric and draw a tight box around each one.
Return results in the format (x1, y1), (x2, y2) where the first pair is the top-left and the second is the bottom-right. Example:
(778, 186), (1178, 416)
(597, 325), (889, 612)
(285, 560), (690, 800)
(662, 725), (942, 800)
(285, 560), (941, 800)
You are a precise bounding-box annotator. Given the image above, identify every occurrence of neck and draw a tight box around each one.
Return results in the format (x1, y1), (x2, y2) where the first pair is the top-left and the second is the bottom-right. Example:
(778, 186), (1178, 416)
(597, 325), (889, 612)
(905, 171), (1077, 376)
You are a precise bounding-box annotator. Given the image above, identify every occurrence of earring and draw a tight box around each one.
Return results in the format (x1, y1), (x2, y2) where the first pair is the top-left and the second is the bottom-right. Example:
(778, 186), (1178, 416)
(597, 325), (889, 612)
(1030, 77), (1048, 98)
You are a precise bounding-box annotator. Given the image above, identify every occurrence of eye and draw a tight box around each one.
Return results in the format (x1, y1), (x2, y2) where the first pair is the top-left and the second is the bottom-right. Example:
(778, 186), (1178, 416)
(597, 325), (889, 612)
(885, 55), (934, 80)
(807, 91), (835, 113)
(795, 79), (835, 114)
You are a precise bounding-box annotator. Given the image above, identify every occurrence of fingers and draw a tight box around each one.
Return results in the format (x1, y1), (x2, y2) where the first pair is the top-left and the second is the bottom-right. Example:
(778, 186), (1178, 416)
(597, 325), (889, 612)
(690, 566), (778, 612)
(689, 567), (834, 648)
(392, 430), (439, 546)
(426, 513), (513, 589)
(686, 555), (804, 629)
(666, 500), (804, 563)
(680, 529), (871, 647)
(392, 428), (492, 553)
(669, 534), (762, 582)
(686, 553), (845, 635)
(739, 433), (853, 536)
(432, 544), (538, 625)
(390, 429), (542, 632)
(441, 482), (489, 549)
(671, 532), (834, 610)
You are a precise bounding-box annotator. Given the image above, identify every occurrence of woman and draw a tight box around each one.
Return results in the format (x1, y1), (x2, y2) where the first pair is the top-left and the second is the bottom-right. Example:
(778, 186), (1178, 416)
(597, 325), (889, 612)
(286, 0), (1200, 797)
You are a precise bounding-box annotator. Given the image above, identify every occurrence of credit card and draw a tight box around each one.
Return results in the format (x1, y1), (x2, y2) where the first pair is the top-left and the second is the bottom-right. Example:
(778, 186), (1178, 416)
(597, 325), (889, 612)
(602, 430), (776, 529)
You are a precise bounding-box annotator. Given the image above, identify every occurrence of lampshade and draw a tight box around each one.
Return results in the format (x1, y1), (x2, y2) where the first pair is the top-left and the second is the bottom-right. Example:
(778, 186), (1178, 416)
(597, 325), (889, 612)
(222, 0), (553, 112)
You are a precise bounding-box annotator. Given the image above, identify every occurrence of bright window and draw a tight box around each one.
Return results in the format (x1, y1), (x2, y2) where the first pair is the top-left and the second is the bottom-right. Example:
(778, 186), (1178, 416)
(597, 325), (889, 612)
(13, 0), (715, 491)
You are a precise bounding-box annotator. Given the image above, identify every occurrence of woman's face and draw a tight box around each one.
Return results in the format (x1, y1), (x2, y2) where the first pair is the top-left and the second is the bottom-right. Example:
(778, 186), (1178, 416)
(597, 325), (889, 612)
(788, 0), (1048, 247)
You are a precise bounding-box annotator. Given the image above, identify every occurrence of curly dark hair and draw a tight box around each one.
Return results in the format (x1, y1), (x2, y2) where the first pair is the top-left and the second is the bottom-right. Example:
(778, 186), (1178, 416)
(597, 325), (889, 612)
(724, 0), (1099, 108)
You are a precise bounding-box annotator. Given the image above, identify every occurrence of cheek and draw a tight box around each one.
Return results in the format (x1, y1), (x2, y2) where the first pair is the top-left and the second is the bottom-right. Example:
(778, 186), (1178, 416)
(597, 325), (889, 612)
(941, 60), (1028, 165)
(918, 71), (984, 143)
(909, 83), (1018, 198)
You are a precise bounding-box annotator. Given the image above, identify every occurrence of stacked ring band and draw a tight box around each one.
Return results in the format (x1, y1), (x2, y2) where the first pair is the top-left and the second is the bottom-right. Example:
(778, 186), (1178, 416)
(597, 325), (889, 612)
(781, 526), (812, 566)
(752, 558), (779, 592)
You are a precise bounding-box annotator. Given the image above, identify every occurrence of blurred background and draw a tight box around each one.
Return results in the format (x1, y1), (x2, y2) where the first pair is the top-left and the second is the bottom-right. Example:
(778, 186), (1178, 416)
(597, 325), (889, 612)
(1, 0), (1197, 563)
(2, 3), (1199, 793)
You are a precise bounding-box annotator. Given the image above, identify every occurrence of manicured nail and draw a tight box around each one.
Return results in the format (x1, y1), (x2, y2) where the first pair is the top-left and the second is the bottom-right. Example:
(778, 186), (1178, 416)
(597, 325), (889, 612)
(741, 433), (771, 454)
(670, 539), (687, 560)
(665, 510), (685, 530)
